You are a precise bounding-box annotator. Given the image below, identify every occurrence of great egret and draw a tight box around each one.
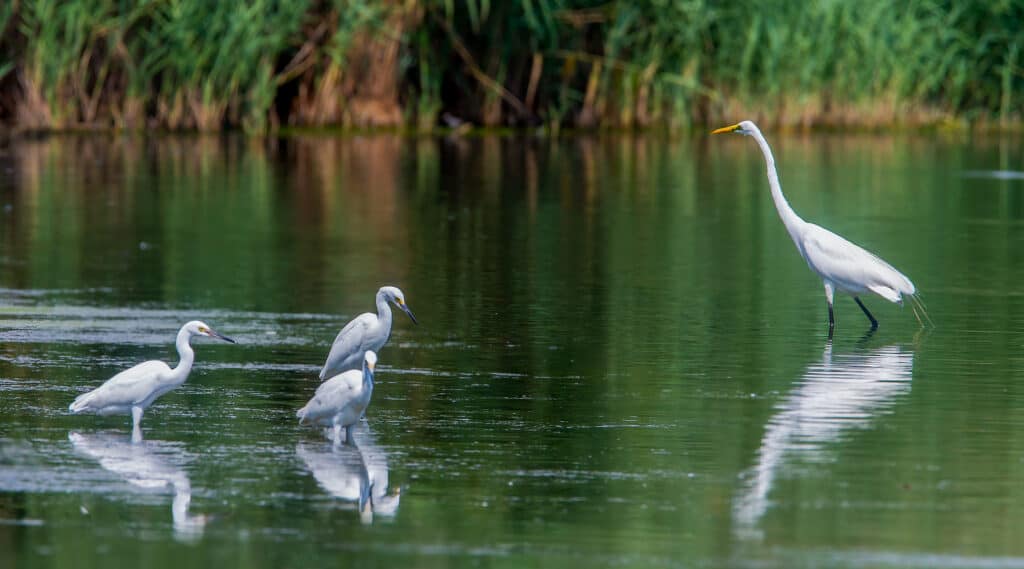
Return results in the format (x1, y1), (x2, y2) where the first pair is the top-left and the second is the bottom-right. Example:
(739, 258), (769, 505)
(712, 120), (929, 336)
(319, 286), (417, 380)
(68, 320), (235, 441)
(298, 350), (377, 446)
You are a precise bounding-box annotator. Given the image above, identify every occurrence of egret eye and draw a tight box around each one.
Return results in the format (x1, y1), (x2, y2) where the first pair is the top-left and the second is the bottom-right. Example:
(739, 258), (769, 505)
(397, 298), (405, 305)
(198, 326), (208, 334)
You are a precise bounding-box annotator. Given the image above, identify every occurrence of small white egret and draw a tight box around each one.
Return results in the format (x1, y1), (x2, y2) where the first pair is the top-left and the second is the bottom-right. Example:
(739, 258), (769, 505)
(68, 321), (235, 441)
(298, 350), (377, 446)
(713, 120), (930, 336)
(319, 286), (416, 380)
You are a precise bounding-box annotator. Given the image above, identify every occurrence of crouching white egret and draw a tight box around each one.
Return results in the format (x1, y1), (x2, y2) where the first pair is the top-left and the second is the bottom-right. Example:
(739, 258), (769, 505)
(712, 120), (930, 336)
(299, 351), (377, 446)
(68, 320), (235, 441)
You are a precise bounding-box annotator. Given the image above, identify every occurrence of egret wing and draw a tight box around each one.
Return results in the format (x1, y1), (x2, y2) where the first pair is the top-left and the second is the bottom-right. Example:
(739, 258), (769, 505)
(319, 313), (374, 379)
(800, 224), (914, 297)
(313, 369), (362, 397)
(71, 360), (171, 411)
(298, 371), (364, 424)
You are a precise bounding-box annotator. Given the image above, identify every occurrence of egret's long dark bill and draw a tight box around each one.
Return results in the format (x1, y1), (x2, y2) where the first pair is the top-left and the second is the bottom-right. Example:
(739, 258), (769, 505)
(711, 124), (740, 134)
(211, 331), (237, 343)
(401, 304), (419, 325)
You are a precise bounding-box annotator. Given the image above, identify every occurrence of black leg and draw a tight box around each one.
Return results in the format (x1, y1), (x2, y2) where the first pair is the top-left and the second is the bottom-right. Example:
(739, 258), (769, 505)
(828, 302), (835, 339)
(854, 296), (879, 329)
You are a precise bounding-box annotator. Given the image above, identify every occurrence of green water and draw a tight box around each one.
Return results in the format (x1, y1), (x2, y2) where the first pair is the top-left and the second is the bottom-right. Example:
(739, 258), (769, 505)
(2, 132), (1024, 568)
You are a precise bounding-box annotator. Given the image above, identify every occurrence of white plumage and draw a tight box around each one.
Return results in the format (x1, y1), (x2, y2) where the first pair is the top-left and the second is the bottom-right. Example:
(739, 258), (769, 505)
(713, 120), (929, 335)
(68, 320), (235, 441)
(299, 350), (378, 446)
(70, 360), (176, 416)
(319, 286), (416, 380)
(799, 224), (916, 302)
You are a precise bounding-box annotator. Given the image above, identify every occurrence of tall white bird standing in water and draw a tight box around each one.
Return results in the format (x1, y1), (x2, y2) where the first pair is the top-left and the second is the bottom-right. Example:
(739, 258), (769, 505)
(69, 321), (235, 441)
(319, 286), (417, 380)
(712, 121), (929, 336)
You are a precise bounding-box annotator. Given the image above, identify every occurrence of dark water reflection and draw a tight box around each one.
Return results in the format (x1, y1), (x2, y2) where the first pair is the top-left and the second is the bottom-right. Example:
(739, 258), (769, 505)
(69, 432), (207, 542)
(296, 423), (399, 526)
(2, 133), (1024, 567)
(733, 342), (915, 537)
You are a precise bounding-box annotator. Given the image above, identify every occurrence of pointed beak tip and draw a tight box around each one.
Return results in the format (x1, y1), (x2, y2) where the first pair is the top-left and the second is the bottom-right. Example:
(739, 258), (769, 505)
(403, 306), (419, 325)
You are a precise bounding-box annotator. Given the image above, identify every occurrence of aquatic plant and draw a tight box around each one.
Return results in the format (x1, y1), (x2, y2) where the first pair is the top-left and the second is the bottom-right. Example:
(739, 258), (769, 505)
(0, 0), (1021, 131)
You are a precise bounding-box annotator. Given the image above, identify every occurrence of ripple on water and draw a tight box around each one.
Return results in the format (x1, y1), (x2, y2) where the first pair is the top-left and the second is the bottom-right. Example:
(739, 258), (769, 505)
(743, 549), (1024, 569)
(0, 294), (355, 349)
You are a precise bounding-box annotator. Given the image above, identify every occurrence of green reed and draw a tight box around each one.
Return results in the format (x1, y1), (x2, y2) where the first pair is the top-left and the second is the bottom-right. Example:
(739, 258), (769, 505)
(1, 0), (1022, 131)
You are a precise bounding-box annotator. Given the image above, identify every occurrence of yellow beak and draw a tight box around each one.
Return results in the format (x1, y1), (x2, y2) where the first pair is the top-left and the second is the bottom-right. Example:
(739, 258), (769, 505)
(711, 124), (740, 134)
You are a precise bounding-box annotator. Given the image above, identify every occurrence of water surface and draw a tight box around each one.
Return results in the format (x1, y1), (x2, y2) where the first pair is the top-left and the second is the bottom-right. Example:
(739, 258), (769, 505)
(2, 132), (1024, 568)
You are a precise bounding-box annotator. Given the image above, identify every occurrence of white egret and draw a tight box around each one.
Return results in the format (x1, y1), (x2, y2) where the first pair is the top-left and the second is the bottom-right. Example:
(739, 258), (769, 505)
(712, 120), (930, 336)
(298, 350), (377, 446)
(68, 321), (235, 441)
(319, 286), (416, 380)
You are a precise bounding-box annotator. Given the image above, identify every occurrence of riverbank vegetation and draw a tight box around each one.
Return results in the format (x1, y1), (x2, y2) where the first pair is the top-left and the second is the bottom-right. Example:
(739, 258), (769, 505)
(0, 0), (1020, 132)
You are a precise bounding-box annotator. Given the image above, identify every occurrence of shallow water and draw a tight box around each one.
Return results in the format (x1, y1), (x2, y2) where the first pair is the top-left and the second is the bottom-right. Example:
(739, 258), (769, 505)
(2, 132), (1024, 567)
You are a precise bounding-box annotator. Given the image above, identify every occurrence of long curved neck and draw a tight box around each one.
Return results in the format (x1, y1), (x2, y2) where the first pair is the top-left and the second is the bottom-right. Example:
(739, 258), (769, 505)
(751, 129), (805, 242)
(171, 327), (195, 383)
(363, 363), (375, 392)
(375, 291), (393, 331)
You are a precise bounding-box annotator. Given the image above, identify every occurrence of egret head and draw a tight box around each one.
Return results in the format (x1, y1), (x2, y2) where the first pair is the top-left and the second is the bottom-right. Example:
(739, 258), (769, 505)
(363, 350), (377, 372)
(380, 286), (418, 325)
(186, 320), (236, 344)
(711, 120), (759, 136)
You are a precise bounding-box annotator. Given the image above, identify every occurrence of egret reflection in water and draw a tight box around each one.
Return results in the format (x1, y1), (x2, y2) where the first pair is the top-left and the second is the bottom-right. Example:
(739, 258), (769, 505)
(296, 423), (399, 524)
(733, 343), (915, 535)
(68, 432), (207, 542)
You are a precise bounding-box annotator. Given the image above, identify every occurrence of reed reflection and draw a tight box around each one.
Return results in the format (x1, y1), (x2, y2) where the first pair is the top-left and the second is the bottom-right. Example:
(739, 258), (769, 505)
(733, 342), (915, 536)
(68, 432), (207, 542)
(296, 423), (399, 524)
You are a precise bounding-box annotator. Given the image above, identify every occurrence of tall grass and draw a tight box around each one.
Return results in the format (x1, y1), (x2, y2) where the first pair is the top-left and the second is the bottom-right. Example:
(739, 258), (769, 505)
(139, 0), (309, 130)
(1, 0), (1022, 131)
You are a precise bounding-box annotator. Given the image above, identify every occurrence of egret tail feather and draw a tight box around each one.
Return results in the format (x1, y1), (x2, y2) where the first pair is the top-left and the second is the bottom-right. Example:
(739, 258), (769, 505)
(69, 392), (93, 413)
